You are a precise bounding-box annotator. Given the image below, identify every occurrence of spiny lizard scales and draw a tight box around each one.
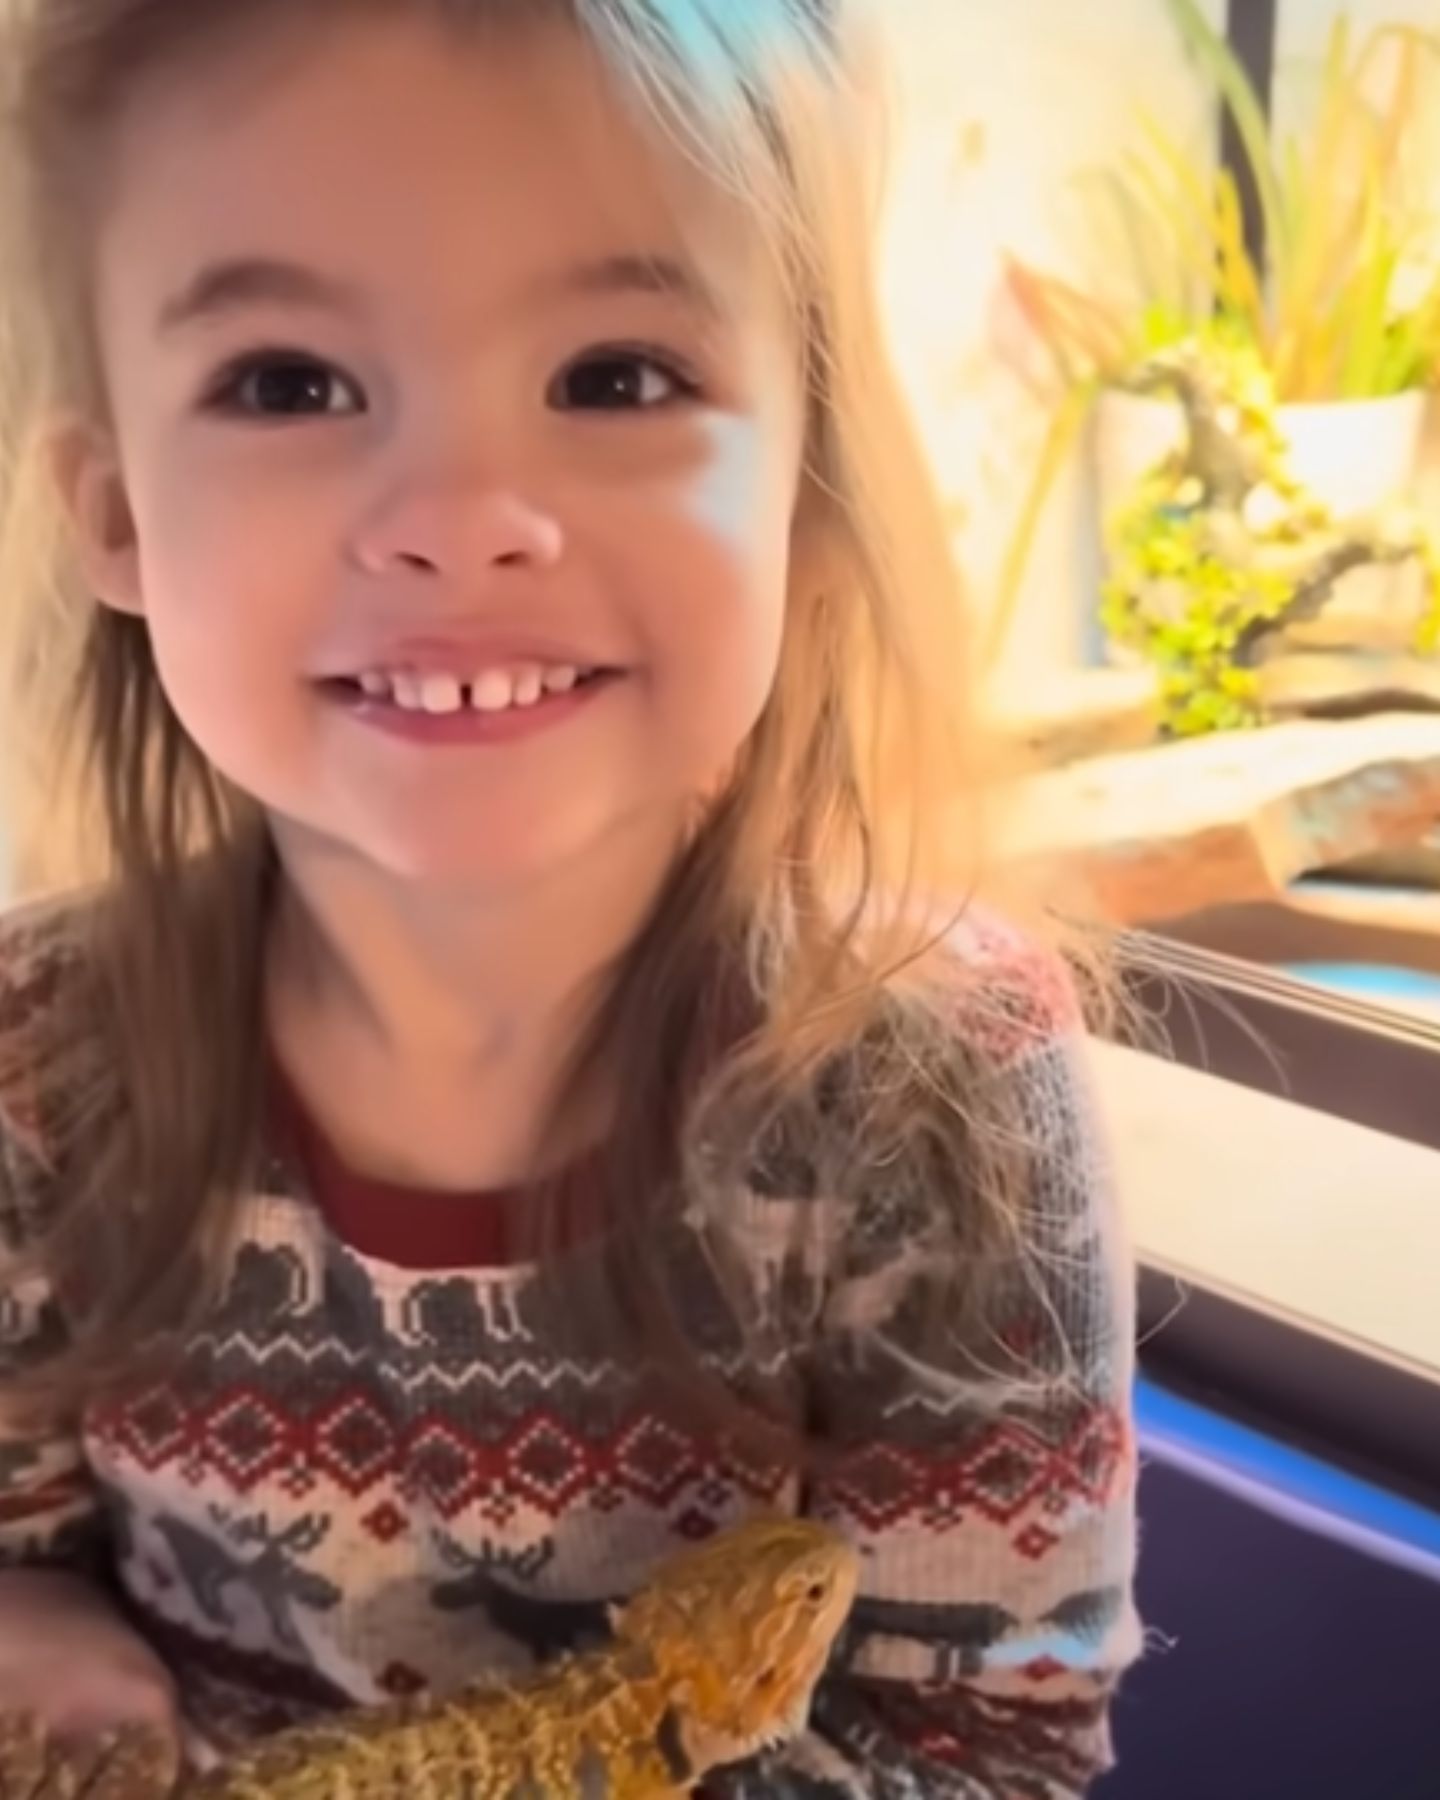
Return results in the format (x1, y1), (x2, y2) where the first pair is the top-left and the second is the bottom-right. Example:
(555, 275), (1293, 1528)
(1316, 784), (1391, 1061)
(0, 1515), (859, 1799)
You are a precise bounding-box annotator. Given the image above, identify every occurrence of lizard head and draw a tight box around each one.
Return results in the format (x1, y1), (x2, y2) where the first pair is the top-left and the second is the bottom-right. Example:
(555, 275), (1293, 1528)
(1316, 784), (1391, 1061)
(611, 1515), (860, 1774)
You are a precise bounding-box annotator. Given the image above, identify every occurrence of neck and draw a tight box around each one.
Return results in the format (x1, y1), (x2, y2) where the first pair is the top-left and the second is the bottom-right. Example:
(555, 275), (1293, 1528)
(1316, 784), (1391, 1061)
(263, 812), (685, 1180)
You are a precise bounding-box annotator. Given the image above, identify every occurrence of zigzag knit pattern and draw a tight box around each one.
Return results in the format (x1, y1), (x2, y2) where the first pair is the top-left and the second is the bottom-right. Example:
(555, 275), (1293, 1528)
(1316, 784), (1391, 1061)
(0, 906), (1141, 1797)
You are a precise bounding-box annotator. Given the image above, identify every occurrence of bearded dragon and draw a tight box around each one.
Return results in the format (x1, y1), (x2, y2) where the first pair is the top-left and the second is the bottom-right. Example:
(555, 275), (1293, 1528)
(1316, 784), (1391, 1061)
(0, 1515), (859, 1800)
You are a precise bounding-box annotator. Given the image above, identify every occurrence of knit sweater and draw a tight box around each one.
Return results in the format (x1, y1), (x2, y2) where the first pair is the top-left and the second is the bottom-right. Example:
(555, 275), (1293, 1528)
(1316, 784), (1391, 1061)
(0, 903), (1140, 1798)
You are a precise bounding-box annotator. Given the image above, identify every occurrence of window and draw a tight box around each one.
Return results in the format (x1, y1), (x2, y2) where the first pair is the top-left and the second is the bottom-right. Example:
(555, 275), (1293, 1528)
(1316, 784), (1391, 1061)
(1104, 933), (1440, 1504)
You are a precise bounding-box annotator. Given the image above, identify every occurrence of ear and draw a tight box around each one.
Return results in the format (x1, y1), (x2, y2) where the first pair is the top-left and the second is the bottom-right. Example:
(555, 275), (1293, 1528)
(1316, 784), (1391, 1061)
(47, 417), (145, 616)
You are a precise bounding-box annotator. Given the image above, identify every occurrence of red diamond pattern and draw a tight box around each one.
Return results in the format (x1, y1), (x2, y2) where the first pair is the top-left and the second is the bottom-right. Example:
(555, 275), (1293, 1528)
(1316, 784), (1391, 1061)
(362, 1501), (409, 1544)
(91, 1380), (1147, 1537)
(612, 1415), (702, 1508)
(112, 1387), (192, 1474)
(1014, 1522), (1059, 1561)
(473, 1488), (518, 1527)
(198, 1390), (294, 1494)
(503, 1416), (590, 1512)
(406, 1417), (484, 1519)
(826, 1443), (924, 1531)
(961, 1426), (1052, 1526)
(313, 1394), (397, 1498)
(278, 1464), (318, 1501)
(823, 1405), (1128, 1536)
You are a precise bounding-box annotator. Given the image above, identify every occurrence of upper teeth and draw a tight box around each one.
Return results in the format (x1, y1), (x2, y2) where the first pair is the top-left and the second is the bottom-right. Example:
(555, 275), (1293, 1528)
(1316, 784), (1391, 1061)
(356, 664), (585, 714)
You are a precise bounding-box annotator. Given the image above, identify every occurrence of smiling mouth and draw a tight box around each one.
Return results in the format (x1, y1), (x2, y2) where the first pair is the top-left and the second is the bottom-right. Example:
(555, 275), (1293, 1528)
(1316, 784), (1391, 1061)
(319, 664), (612, 717)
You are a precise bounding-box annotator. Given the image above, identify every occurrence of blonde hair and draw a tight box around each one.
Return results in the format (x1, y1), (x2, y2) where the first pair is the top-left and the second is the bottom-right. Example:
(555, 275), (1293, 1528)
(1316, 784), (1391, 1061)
(0, 0), (1064, 1451)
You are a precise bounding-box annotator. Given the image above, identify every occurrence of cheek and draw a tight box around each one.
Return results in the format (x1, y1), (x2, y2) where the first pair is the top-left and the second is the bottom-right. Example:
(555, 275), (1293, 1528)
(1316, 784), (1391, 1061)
(131, 442), (332, 655)
(125, 443), (336, 773)
(619, 422), (797, 705)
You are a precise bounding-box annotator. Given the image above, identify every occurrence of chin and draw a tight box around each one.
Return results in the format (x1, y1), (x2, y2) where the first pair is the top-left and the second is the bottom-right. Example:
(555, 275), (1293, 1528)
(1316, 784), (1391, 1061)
(360, 830), (577, 894)
(269, 774), (683, 898)
(316, 781), (589, 881)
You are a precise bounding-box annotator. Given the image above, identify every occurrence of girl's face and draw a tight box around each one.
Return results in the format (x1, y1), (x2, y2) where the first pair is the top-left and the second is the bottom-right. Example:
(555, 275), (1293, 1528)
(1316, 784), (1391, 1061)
(60, 13), (806, 889)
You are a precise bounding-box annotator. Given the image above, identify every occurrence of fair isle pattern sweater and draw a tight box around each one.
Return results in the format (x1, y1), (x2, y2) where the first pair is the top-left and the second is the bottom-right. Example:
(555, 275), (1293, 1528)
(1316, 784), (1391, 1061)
(0, 907), (1140, 1798)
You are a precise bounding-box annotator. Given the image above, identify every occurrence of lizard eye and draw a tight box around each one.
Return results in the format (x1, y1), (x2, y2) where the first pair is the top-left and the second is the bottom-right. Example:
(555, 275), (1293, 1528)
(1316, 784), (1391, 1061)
(806, 1581), (827, 1602)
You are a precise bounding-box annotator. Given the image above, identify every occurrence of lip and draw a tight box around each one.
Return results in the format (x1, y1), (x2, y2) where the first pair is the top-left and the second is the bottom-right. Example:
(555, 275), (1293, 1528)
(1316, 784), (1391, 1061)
(320, 667), (618, 746)
(319, 633), (618, 680)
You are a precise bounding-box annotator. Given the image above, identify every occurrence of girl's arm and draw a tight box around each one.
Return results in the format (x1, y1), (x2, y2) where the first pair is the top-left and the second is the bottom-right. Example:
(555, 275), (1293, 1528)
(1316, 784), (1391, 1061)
(0, 1178), (105, 1575)
(0, 911), (110, 1574)
(1, 1145), (179, 1741)
(0, 1321), (103, 1574)
(709, 963), (1142, 1799)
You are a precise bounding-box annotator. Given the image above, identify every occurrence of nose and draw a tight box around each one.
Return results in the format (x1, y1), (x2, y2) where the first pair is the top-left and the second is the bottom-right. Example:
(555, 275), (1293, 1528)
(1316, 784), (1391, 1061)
(349, 479), (565, 581)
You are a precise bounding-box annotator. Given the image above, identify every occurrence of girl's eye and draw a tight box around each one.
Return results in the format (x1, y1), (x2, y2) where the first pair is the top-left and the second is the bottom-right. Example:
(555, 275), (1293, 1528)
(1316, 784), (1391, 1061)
(204, 354), (364, 420)
(550, 349), (697, 413)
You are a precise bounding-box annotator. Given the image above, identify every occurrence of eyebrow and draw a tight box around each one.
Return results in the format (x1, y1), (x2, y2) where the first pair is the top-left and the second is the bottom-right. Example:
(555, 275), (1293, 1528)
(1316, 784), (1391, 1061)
(536, 252), (725, 319)
(156, 251), (725, 335)
(158, 259), (363, 334)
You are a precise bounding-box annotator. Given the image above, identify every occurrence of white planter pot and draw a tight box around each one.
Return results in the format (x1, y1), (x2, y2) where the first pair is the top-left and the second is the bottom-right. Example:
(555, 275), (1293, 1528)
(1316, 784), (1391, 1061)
(1092, 386), (1430, 654)
(1095, 386), (1427, 519)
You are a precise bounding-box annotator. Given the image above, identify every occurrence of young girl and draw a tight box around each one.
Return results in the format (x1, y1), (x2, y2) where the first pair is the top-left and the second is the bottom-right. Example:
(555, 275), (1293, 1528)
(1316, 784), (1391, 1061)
(0, 0), (1140, 1793)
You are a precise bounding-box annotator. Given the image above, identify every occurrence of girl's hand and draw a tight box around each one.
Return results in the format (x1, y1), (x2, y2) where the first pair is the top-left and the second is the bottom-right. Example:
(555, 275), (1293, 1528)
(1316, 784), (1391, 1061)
(0, 1567), (179, 1742)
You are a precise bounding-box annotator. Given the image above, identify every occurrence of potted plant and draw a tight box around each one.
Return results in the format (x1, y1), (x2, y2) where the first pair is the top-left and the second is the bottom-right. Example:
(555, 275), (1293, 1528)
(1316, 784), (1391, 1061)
(990, 0), (1440, 731)
(1098, 333), (1440, 735)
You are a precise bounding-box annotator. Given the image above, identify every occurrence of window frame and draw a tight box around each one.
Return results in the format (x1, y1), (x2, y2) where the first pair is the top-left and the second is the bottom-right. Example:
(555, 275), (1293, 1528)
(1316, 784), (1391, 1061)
(1108, 934), (1440, 1507)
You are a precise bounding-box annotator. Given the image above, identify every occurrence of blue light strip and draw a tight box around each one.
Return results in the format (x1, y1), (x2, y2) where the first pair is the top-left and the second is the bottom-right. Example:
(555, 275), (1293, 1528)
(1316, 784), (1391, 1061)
(1136, 1375), (1440, 1582)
